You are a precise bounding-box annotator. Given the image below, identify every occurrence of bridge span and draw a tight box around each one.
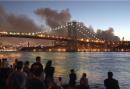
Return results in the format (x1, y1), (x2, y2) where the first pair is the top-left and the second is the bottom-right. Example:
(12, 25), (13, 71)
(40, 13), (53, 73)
(0, 21), (130, 52)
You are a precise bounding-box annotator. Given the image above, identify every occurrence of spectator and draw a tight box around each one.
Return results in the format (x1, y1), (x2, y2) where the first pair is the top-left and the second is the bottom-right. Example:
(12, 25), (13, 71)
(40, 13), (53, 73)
(79, 73), (89, 89)
(23, 61), (30, 76)
(6, 61), (27, 89)
(26, 66), (46, 89)
(30, 56), (44, 80)
(104, 72), (120, 89)
(44, 60), (55, 88)
(69, 69), (77, 87)
(13, 59), (18, 70)
(1, 58), (9, 68)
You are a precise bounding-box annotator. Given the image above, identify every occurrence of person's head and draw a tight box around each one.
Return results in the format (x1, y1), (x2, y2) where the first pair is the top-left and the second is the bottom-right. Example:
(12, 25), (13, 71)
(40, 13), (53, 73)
(15, 59), (18, 62)
(36, 56), (41, 63)
(16, 61), (23, 70)
(24, 61), (29, 67)
(70, 69), (75, 73)
(46, 60), (52, 67)
(108, 71), (113, 78)
(58, 77), (62, 81)
(82, 73), (87, 78)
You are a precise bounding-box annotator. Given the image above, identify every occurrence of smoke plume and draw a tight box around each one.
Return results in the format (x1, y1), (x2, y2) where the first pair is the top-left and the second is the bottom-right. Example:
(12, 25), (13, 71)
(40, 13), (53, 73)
(0, 6), (40, 32)
(0, 5), (120, 44)
(35, 8), (71, 28)
(96, 27), (120, 41)
(0, 6), (42, 45)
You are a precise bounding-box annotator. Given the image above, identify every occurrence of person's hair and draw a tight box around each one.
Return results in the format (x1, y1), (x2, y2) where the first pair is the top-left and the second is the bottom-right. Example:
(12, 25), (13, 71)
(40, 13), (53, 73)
(16, 61), (23, 70)
(24, 61), (29, 65)
(108, 71), (113, 78)
(36, 56), (41, 62)
(46, 60), (52, 67)
(70, 69), (74, 73)
(82, 73), (86, 77)
(58, 77), (62, 81)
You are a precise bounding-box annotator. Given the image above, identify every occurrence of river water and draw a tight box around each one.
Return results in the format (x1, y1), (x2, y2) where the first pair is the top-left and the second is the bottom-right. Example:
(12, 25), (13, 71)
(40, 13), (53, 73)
(0, 52), (130, 89)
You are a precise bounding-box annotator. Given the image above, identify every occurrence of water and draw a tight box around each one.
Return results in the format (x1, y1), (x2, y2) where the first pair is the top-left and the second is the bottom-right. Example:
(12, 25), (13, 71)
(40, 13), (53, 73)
(0, 52), (130, 89)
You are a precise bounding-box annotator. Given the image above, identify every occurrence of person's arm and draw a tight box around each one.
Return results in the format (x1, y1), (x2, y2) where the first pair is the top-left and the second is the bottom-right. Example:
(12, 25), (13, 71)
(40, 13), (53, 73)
(75, 74), (77, 80)
(104, 80), (106, 88)
(116, 80), (120, 89)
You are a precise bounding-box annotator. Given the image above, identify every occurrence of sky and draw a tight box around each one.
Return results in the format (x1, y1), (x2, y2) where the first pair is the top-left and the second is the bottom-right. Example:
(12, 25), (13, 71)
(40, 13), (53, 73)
(0, 1), (130, 40)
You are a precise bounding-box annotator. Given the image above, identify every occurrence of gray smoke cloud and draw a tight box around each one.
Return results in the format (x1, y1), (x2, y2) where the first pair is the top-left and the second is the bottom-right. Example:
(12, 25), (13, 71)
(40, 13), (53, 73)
(96, 27), (120, 41)
(0, 5), (120, 45)
(0, 6), (40, 32)
(0, 6), (43, 45)
(35, 8), (71, 28)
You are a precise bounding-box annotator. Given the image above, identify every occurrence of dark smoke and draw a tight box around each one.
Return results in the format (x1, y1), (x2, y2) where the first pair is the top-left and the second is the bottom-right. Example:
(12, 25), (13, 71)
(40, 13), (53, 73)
(96, 27), (120, 41)
(7, 14), (41, 32)
(0, 6), (42, 45)
(35, 8), (71, 28)
(0, 6), (40, 32)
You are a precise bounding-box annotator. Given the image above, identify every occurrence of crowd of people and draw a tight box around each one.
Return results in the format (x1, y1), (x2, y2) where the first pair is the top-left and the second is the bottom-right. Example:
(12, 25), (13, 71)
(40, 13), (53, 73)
(0, 56), (120, 89)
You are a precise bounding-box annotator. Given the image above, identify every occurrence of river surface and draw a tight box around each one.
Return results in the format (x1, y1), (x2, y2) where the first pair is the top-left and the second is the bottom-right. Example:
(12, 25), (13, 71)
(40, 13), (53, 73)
(0, 52), (130, 89)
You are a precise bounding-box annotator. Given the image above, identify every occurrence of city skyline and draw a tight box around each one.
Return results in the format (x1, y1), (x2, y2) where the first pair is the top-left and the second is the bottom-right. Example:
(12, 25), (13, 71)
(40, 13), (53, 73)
(0, 1), (130, 40)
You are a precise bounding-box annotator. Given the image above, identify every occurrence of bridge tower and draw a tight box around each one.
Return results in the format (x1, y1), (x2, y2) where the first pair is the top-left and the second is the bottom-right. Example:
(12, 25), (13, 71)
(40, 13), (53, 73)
(67, 21), (78, 51)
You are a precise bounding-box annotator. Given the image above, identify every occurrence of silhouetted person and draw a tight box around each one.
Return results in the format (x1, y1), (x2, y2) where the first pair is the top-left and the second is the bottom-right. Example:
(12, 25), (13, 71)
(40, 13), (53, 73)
(69, 69), (77, 87)
(79, 73), (89, 89)
(1, 58), (9, 68)
(104, 72), (120, 89)
(0, 63), (11, 89)
(23, 61), (30, 76)
(13, 59), (18, 70)
(31, 56), (43, 77)
(0, 59), (2, 68)
(44, 60), (55, 88)
(45, 60), (55, 80)
(26, 66), (46, 89)
(6, 61), (26, 89)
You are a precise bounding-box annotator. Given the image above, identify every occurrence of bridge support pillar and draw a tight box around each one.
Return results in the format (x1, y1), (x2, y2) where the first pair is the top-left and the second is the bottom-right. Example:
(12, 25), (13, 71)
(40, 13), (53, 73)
(67, 22), (78, 52)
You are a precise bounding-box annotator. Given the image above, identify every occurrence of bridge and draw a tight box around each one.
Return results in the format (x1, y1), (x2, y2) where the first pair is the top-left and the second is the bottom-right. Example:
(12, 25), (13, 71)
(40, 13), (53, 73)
(0, 21), (130, 52)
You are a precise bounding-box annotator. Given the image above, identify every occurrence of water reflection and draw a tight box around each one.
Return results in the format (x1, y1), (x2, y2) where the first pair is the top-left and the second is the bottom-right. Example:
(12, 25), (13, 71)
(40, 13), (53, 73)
(0, 52), (21, 59)
(0, 52), (22, 65)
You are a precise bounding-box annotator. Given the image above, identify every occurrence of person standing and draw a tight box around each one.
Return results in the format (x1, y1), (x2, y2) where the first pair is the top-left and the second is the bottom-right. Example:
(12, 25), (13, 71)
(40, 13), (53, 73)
(69, 69), (77, 87)
(26, 66), (46, 89)
(104, 72), (120, 89)
(44, 60), (55, 88)
(44, 60), (55, 81)
(23, 61), (30, 76)
(30, 56), (44, 81)
(6, 61), (27, 89)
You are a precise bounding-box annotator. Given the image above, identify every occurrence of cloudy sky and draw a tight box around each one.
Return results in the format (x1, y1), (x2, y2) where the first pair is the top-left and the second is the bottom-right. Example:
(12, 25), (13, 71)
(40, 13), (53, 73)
(0, 0), (130, 40)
